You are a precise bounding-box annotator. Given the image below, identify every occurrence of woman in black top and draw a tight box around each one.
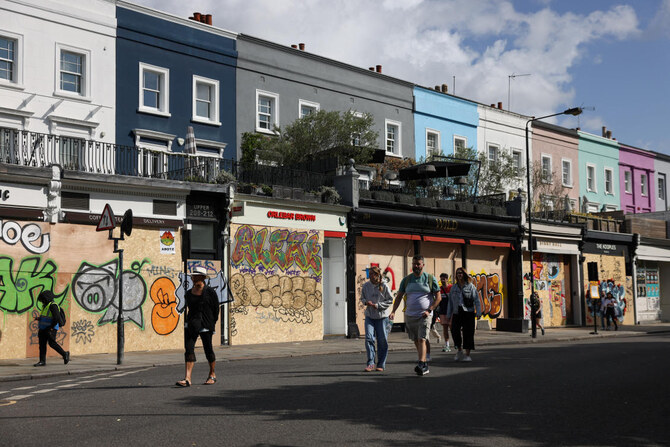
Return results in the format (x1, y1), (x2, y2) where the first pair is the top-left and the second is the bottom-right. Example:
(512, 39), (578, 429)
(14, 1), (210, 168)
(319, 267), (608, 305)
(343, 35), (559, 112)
(176, 266), (220, 386)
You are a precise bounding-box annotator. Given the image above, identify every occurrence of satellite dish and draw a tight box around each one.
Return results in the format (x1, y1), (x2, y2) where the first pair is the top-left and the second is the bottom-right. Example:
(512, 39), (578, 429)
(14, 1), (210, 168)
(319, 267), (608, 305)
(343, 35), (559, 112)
(121, 209), (133, 237)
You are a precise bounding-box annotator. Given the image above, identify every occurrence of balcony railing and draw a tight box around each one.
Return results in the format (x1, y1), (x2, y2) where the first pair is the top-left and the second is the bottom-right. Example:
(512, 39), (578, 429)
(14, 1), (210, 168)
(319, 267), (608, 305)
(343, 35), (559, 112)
(0, 127), (332, 191)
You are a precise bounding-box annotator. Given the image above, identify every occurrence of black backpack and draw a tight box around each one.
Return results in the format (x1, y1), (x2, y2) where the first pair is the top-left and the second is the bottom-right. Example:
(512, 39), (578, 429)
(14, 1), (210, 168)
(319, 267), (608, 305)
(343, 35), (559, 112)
(55, 304), (66, 327)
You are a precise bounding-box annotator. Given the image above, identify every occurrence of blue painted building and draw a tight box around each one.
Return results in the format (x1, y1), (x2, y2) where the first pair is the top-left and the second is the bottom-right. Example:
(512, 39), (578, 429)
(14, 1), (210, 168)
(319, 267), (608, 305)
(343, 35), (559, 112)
(116, 2), (238, 176)
(413, 86), (478, 160)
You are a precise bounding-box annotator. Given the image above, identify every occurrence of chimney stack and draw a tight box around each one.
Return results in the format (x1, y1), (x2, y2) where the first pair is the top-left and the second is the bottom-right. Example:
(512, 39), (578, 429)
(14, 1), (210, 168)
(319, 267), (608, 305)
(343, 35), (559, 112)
(497, 102), (503, 109)
(189, 12), (212, 25)
(441, 84), (448, 93)
(193, 12), (201, 21)
(376, 65), (382, 73)
(298, 43), (305, 51)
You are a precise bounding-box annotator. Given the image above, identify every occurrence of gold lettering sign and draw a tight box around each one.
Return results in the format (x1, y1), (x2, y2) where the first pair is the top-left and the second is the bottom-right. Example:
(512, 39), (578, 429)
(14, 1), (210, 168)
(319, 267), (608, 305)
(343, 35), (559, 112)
(435, 218), (458, 232)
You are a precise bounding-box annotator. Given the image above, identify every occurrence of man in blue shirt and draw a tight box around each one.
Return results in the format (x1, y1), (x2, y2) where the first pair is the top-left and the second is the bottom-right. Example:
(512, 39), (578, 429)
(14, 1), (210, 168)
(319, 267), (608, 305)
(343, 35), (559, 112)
(390, 255), (441, 376)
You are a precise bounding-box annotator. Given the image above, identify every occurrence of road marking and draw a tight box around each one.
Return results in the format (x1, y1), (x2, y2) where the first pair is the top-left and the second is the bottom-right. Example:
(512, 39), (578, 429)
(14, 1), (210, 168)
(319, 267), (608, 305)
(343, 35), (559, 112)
(0, 391), (9, 395)
(57, 383), (79, 388)
(32, 388), (56, 394)
(6, 394), (32, 400)
(0, 400), (15, 406)
(11, 386), (36, 391)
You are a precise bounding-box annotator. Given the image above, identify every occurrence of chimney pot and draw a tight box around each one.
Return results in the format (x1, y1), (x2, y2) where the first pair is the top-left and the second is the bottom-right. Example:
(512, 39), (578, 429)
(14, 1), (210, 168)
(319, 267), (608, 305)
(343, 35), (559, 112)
(435, 85), (440, 91)
(376, 65), (382, 73)
(498, 102), (503, 109)
(602, 126), (607, 137)
(441, 83), (448, 93)
(369, 67), (375, 71)
(606, 130), (612, 139)
(490, 104), (495, 108)
(205, 14), (212, 25)
(299, 43), (305, 51)
(291, 44), (298, 49)
(193, 12), (201, 21)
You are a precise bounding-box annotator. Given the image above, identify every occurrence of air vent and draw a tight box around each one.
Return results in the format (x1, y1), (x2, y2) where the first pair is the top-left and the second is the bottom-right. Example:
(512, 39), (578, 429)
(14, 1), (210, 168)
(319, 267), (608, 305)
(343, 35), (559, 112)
(153, 200), (177, 216)
(61, 192), (90, 210)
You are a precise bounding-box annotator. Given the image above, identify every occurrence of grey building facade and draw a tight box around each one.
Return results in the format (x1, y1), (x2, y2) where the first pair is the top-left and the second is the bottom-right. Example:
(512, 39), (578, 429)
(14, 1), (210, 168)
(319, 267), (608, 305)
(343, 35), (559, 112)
(235, 35), (415, 161)
(654, 152), (670, 212)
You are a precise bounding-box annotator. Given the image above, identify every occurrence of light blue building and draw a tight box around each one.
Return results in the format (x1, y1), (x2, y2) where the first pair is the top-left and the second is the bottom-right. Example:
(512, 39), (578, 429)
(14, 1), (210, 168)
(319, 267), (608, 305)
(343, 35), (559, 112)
(578, 131), (620, 212)
(413, 86), (478, 161)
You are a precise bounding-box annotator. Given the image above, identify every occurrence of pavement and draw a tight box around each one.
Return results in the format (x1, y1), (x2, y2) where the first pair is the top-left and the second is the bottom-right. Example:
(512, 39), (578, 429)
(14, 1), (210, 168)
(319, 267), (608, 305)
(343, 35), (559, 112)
(2, 322), (669, 383)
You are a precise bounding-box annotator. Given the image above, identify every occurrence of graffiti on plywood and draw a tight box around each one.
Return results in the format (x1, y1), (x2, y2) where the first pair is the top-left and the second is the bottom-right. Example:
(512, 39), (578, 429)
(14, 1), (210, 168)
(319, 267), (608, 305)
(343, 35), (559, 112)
(149, 277), (179, 335)
(231, 225), (322, 276)
(230, 272), (322, 324)
(0, 220), (50, 254)
(71, 319), (96, 344)
(0, 256), (68, 314)
(471, 271), (503, 319)
(71, 258), (149, 328)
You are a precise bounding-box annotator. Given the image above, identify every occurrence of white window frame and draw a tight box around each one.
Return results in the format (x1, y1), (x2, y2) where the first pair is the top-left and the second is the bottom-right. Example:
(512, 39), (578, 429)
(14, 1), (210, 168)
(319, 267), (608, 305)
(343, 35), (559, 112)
(641, 173), (648, 196)
(385, 119), (402, 156)
(54, 43), (91, 101)
(604, 167), (614, 195)
(298, 99), (320, 118)
(454, 135), (467, 155)
(541, 154), (552, 184)
(487, 143), (499, 163)
(0, 31), (23, 90)
(561, 158), (572, 187)
(658, 175), (666, 201)
(256, 89), (279, 134)
(192, 75), (220, 125)
(425, 128), (440, 157)
(624, 170), (632, 194)
(351, 111), (364, 146)
(586, 164), (596, 192)
(138, 62), (170, 117)
(511, 149), (523, 177)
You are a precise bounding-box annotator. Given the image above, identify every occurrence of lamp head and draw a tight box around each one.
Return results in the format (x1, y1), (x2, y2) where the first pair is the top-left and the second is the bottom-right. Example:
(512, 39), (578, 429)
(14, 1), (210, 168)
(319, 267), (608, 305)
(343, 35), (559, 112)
(563, 107), (582, 116)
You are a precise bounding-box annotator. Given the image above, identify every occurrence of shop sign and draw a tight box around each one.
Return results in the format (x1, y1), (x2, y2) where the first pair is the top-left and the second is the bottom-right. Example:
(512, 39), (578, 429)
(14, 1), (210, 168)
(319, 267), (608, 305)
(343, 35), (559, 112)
(0, 183), (46, 208)
(583, 241), (625, 256)
(267, 210), (316, 222)
(159, 228), (176, 254)
(187, 203), (216, 219)
(230, 201), (245, 217)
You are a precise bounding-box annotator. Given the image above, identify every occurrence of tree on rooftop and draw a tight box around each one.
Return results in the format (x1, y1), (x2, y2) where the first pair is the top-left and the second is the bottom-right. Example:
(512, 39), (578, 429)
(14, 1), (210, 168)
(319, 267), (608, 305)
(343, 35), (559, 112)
(241, 110), (379, 166)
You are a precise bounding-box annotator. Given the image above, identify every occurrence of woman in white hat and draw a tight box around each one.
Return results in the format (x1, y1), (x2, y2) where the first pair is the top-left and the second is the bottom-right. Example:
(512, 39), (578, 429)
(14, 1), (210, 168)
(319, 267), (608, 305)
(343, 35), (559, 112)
(176, 266), (220, 386)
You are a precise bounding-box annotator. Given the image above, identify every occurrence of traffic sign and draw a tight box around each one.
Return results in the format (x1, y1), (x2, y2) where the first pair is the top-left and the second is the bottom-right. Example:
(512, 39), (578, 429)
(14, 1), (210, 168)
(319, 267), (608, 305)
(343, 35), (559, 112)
(96, 203), (116, 231)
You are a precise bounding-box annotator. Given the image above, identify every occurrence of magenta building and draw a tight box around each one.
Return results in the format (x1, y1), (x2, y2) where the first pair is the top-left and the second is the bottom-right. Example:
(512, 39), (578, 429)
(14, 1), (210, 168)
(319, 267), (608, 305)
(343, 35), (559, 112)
(619, 144), (655, 214)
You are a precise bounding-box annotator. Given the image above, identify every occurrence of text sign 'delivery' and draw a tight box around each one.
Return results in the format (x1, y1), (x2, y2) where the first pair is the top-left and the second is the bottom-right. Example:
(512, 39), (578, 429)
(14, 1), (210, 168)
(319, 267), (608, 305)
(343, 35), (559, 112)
(266, 210), (316, 222)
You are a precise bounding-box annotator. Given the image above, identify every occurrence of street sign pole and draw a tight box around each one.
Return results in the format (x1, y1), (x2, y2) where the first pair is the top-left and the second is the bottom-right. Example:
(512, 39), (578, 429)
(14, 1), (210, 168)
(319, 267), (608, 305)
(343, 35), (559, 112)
(97, 205), (133, 365)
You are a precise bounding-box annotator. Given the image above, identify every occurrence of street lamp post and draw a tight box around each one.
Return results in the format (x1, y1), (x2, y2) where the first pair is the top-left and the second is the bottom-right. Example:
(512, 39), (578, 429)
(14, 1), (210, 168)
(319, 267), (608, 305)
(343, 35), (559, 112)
(525, 107), (582, 338)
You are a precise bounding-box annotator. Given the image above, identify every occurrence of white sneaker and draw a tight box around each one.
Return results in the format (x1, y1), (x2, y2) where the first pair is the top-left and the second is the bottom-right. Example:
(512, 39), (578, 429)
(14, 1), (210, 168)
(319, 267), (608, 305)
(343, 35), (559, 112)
(462, 355), (472, 362)
(454, 351), (463, 362)
(442, 344), (451, 352)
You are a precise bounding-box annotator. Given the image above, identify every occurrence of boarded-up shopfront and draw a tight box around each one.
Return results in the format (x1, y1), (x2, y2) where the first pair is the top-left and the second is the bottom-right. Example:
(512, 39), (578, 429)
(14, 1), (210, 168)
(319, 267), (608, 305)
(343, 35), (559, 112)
(634, 236), (670, 322)
(228, 195), (349, 345)
(582, 232), (635, 327)
(350, 205), (519, 334)
(522, 224), (583, 326)
(0, 219), (186, 360)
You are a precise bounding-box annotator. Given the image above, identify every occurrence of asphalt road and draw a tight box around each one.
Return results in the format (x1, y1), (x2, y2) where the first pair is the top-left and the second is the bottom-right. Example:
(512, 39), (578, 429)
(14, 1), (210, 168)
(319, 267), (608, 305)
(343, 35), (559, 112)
(2, 334), (669, 447)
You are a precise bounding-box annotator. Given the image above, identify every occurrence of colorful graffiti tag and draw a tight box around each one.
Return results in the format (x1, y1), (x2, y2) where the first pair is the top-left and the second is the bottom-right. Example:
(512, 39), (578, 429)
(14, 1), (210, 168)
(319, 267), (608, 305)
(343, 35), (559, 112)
(231, 225), (322, 276)
(471, 271), (503, 319)
(149, 277), (180, 335)
(0, 256), (68, 313)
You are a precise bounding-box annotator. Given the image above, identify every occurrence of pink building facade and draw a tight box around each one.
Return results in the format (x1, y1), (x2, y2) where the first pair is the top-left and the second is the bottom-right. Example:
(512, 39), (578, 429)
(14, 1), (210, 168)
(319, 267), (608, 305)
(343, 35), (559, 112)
(619, 144), (655, 214)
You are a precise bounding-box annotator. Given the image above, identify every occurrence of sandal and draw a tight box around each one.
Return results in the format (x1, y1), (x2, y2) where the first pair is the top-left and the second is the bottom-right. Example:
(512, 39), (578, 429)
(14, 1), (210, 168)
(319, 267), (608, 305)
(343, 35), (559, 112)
(204, 376), (217, 385)
(364, 365), (375, 372)
(176, 379), (191, 387)
(375, 367), (384, 372)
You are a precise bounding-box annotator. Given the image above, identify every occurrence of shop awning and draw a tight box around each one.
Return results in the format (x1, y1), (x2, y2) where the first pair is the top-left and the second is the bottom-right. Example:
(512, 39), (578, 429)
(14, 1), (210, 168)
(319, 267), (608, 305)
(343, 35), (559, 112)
(422, 235), (466, 244)
(469, 239), (513, 249)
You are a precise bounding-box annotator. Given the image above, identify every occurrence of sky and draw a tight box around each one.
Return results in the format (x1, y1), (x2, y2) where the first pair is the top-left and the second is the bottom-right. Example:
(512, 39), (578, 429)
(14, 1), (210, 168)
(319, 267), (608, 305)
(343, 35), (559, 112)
(133, 0), (670, 154)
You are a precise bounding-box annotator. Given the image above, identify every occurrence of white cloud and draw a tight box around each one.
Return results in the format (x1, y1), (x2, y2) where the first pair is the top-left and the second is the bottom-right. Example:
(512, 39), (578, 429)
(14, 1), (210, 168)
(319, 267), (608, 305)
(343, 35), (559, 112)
(132, 0), (640, 117)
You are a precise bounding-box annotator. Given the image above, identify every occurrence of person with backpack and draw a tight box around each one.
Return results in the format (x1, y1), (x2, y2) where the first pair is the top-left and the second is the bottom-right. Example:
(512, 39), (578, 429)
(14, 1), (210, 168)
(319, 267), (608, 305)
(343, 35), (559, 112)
(34, 290), (69, 367)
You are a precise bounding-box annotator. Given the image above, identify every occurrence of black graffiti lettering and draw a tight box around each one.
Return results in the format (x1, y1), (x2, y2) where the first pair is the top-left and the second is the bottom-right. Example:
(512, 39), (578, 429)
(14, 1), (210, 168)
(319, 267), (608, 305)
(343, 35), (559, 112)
(0, 220), (50, 254)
